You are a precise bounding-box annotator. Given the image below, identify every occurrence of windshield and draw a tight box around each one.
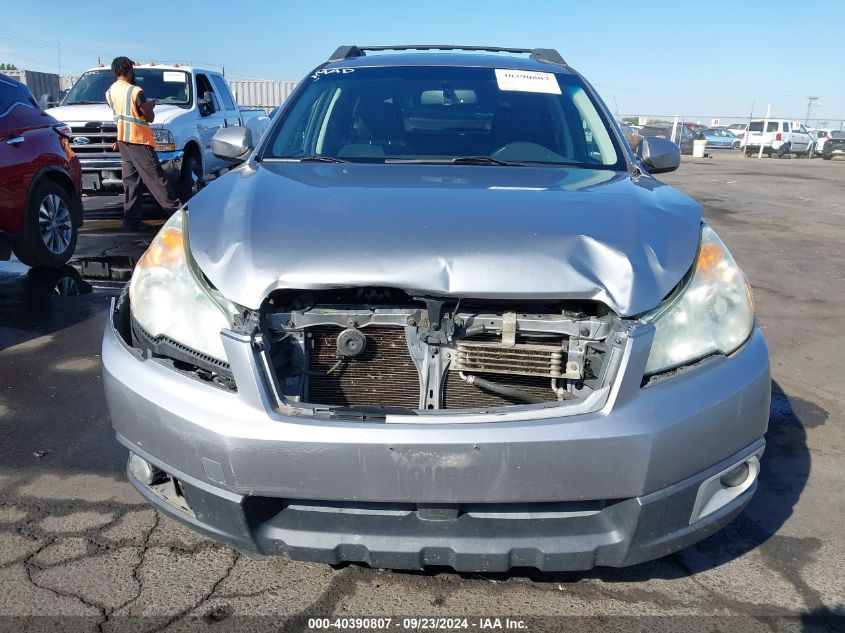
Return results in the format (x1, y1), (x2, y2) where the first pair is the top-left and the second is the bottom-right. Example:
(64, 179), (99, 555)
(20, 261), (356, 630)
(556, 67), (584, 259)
(263, 65), (623, 169)
(63, 69), (192, 107)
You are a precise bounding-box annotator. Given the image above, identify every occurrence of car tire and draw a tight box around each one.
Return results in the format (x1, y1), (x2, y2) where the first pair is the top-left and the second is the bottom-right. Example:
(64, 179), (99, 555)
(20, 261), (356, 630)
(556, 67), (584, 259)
(178, 151), (203, 202)
(732, 140), (741, 150)
(776, 143), (791, 158)
(12, 181), (78, 268)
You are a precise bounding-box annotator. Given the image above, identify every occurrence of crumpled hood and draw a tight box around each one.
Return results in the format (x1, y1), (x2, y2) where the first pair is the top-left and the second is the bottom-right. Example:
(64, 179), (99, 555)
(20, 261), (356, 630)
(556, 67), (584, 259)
(46, 102), (184, 125)
(188, 163), (702, 316)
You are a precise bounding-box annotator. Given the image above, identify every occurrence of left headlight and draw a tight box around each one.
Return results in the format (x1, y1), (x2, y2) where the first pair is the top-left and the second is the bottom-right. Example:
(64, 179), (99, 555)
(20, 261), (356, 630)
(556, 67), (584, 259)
(152, 127), (176, 152)
(643, 223), (755, 375)
(129, 210), (230, 362)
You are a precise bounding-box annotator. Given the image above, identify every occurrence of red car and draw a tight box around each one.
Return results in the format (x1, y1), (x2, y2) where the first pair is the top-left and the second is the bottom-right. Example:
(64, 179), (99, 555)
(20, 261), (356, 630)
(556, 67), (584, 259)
(0, 73), (82, 267)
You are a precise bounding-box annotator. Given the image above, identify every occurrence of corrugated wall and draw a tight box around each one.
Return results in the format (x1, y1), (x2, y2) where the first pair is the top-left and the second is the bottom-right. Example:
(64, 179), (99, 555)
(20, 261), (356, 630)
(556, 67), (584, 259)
(227, 80), (297, 109)
(6, 70), (60, 102)
(59, 75), (79, 90)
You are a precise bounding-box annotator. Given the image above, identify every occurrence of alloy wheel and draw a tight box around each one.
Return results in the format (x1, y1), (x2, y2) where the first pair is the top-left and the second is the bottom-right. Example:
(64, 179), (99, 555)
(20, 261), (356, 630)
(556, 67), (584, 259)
(38, 194), (73, 255)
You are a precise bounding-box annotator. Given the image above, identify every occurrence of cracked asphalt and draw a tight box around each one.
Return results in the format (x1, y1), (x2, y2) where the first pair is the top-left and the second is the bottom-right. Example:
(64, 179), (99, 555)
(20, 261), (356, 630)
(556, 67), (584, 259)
(0, 153), (843, 632)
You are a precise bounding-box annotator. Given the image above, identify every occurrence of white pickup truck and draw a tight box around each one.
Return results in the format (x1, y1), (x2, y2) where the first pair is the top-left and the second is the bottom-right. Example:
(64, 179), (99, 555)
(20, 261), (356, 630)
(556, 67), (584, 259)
(741, 119), (814, 158)
(46, 64), (270, 200)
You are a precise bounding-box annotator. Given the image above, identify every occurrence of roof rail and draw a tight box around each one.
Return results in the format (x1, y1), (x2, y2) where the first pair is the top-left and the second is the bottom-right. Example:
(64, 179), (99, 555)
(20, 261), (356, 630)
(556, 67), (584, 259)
(327, 45), (567, 66)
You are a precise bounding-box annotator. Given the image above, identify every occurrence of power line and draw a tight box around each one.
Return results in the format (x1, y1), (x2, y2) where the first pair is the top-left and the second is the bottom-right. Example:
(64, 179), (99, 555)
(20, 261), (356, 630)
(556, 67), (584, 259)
(0, 27), (106, 59)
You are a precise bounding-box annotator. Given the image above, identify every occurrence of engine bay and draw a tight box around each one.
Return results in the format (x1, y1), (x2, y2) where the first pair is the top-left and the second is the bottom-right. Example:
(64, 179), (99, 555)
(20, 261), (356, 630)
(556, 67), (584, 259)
(251, 287), (623, 417)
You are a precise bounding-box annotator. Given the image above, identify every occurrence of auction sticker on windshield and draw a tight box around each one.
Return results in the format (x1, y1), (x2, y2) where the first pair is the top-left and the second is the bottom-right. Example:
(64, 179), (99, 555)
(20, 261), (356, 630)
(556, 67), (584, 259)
(494, 69), (561, 94)
(163, 71), (185, 82)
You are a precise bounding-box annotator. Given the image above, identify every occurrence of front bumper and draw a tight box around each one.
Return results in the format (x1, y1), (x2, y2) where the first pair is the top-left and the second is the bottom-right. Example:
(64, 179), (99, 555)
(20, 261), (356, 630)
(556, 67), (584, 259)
(79, 150), (183, 191)
(103, 306), (771, 571)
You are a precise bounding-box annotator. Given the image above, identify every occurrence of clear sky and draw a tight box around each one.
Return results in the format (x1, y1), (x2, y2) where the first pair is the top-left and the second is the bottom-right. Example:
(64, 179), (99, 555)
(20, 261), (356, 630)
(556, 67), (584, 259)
(2, 0), (843, 124)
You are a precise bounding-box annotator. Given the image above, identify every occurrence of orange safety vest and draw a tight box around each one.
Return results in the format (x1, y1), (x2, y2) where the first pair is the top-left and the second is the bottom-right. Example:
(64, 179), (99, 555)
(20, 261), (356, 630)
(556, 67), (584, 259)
(105, 79), (155, 147)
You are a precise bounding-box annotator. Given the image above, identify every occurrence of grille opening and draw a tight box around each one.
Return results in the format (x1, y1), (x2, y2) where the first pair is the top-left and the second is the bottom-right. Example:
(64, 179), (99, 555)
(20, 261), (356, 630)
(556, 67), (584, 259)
(306, 325), (420, 409)
(261, 290), (613, 414)
(443, 372), (556, 408)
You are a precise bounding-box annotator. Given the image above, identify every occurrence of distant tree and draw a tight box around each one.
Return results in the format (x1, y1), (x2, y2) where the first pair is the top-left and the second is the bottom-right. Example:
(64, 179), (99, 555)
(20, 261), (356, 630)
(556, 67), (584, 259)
(0, 63), (18, 70)
(621, 116), (638, 125)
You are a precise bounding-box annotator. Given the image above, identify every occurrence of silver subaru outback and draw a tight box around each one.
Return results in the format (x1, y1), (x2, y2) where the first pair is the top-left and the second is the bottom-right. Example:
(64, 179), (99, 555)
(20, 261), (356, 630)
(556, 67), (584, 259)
(102, 45), (770, 572)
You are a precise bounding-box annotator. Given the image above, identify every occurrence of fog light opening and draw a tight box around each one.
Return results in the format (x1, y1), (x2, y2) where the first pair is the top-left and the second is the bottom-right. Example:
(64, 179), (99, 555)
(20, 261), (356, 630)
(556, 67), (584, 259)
(128, 452), (163, 486)
(689, 454), (761, 524)
(128, 453), (195, 518)
(720, 462), (751, 488)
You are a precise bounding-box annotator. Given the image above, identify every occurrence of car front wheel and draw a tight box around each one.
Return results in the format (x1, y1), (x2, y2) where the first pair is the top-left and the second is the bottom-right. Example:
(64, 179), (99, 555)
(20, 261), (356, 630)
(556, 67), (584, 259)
(13, 181), (78, 268)
(178, 152), (203, 202)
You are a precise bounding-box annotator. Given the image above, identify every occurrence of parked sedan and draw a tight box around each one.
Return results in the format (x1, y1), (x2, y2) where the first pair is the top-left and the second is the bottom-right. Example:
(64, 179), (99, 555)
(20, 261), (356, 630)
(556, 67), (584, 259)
(0, 73), (82, 267)
(639, 123), (699, 154)
(702, 127), (741, 149)
(726, 123), (747, 141)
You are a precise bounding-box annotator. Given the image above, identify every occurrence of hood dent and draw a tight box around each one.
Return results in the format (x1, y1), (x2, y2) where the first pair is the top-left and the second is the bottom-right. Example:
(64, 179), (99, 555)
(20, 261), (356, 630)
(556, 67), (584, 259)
(189, 163), (702, 316)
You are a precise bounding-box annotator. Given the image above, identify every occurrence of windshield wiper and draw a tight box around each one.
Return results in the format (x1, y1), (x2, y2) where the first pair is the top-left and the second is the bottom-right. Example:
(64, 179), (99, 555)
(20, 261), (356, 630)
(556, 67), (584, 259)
(297, 156), (346, 163)
(65, 100), (105, 105)
(384, 156), (523, 166)
(450, 156), (522, 166)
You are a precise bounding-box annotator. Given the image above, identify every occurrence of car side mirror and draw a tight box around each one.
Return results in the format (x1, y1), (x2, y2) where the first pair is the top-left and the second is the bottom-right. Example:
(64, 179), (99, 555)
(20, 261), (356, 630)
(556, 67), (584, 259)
(637, 136), (681, 174)
(212, 127), (253, 163)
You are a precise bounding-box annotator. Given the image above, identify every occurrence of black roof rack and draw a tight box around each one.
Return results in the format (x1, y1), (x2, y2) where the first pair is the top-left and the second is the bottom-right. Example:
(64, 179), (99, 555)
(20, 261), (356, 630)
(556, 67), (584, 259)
(327, 45), (567, 66)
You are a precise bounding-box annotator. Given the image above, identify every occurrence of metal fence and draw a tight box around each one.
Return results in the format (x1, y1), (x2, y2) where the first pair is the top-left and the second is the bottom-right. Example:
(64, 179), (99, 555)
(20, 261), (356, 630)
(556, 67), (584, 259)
(52, 73), (297, 111)
(228, 80), (297, 110)
(59, 75), (78, 91)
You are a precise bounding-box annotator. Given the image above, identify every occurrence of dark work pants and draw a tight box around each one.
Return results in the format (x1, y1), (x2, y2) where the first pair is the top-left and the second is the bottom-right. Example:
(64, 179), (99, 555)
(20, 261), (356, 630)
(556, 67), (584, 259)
(118, 141), (180, 223)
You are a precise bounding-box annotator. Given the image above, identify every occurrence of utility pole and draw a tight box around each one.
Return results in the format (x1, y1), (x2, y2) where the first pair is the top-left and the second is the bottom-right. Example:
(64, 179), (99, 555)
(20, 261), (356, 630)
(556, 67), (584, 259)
(805, 96), (819, 125)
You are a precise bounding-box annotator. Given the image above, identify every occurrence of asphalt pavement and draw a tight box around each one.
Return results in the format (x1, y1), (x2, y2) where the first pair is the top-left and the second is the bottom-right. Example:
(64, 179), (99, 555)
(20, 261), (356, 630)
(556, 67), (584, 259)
(0, 153), (843, 631)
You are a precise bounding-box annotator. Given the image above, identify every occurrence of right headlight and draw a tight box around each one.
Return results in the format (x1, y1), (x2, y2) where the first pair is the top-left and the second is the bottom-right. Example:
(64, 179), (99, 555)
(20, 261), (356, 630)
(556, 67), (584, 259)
(129, 210), (230, 363)
(643, 223), (755, 375)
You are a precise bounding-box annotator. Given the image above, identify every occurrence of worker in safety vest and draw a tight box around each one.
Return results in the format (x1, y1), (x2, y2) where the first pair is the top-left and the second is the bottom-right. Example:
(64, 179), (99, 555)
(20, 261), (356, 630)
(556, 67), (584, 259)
(106, 57), (180, 230)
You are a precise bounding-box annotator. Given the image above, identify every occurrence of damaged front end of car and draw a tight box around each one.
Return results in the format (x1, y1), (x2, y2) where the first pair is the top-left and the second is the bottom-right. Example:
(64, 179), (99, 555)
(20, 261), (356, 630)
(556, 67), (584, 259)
(244, 287), (626, 420)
